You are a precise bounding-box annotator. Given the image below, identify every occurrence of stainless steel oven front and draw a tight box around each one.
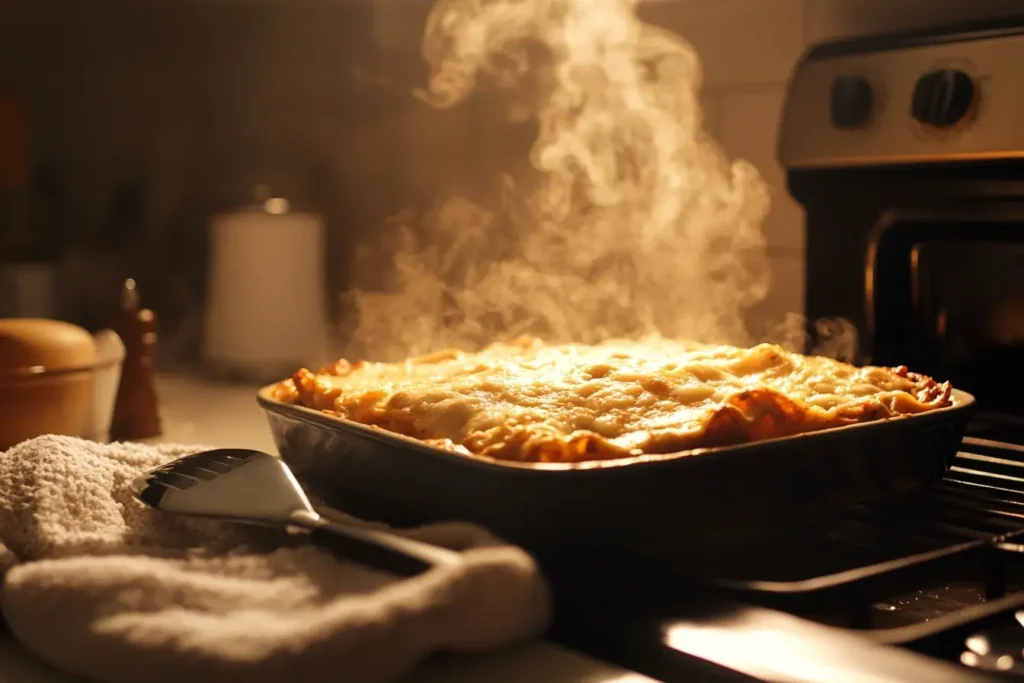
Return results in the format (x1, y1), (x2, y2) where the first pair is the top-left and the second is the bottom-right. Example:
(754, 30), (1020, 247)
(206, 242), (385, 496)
(780, 19), (1024, 420)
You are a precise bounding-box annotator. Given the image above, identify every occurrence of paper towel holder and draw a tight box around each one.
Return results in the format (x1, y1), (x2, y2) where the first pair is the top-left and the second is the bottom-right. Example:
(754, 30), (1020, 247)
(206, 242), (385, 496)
(202, 186), (331, 383)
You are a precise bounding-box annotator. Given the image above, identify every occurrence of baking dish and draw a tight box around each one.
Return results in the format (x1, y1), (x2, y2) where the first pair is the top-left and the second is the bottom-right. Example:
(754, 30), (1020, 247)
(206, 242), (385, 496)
(258, 386), (976, 556)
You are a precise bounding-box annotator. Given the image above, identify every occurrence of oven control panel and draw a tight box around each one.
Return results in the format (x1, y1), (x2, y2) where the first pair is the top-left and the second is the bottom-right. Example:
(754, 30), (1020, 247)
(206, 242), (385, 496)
(779, 29), (1024, 169)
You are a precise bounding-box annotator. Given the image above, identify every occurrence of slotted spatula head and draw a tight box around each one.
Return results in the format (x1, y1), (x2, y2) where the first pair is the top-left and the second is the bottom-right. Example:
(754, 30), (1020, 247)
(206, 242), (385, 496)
(131, 448), (317, 527)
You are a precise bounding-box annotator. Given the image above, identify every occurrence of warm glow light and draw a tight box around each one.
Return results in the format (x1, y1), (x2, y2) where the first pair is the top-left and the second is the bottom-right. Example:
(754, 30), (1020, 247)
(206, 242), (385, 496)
(664, 618), (907, 683)
(965, 634), (991, 656)
(264, 197), (290, 215)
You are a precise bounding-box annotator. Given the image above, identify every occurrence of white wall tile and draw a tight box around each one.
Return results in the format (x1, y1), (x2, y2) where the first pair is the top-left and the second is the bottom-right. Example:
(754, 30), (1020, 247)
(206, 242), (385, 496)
(746, 252), (806, 340)
(700, 90), (725, 144)
(714, 86), (805, 250)
(806, 0), (1024, 43)
(641, 0), (805, 87)
(767, 195), (805, 252)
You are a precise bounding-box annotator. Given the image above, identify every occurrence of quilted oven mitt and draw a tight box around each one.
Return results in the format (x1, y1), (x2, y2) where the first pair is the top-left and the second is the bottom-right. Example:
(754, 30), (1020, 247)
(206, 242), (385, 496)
(0, 435), (551, 683)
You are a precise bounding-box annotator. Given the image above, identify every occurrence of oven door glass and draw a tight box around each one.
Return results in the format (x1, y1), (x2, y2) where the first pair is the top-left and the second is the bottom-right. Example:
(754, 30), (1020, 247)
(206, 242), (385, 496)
(915, 239), (1024, 413)
(870, 219), (1024, 416)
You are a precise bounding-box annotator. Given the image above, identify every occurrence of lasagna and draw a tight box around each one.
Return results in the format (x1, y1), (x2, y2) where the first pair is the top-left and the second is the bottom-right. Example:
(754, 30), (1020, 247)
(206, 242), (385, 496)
(268, 337), (953, 464)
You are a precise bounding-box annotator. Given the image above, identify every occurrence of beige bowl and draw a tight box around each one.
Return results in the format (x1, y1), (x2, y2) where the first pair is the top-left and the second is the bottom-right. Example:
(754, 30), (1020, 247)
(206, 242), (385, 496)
(0, 318), (99, 451)
(0, 370), (97, 449)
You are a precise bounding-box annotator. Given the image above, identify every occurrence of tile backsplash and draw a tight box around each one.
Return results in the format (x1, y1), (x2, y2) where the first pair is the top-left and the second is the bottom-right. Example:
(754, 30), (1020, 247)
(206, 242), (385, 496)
(1, 0), (1021, 355)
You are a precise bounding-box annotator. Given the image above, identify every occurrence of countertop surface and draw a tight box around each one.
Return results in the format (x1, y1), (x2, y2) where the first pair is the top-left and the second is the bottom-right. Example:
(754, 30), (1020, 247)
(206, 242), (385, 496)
(0, 374), (656, 683)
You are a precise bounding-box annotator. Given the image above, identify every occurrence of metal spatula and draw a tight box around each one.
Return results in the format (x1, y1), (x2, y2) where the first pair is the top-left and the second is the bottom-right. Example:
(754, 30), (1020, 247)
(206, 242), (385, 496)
(131, 448), (460, 576)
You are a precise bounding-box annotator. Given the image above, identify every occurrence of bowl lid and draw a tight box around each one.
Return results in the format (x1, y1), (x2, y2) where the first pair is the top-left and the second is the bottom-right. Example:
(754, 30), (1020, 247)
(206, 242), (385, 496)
(0, 318), (98, 379)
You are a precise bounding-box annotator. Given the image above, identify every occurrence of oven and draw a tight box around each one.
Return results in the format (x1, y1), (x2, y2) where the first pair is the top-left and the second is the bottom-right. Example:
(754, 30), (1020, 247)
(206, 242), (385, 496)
(795, 163), (1024, 421)
(538, 17), (1024, 683)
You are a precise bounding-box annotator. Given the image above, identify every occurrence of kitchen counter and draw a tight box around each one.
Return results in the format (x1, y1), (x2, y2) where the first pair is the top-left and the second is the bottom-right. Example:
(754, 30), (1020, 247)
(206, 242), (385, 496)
(0, 374), (655, 683)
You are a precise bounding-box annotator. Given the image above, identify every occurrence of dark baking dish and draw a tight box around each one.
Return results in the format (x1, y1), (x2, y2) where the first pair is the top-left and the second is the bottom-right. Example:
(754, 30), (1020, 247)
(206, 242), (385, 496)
(258, 387), (976, 558)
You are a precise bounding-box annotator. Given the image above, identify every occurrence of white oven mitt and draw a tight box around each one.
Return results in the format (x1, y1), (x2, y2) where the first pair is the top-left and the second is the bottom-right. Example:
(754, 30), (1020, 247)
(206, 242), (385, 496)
(0, 436), (551, 683)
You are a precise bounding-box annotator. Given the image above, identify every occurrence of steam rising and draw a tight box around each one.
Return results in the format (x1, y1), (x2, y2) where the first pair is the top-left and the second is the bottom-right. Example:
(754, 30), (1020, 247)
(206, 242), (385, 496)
(345, 0), (775, 360)
(768, 313), (861, 364)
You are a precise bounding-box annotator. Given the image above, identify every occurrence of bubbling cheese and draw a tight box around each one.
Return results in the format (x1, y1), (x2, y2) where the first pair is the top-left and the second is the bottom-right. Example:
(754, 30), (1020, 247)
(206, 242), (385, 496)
(269, 337), (953, 464)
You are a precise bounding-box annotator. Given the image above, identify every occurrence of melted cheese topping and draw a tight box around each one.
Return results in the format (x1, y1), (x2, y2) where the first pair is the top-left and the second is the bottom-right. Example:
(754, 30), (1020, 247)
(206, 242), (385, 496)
(269, 337), (953, 464)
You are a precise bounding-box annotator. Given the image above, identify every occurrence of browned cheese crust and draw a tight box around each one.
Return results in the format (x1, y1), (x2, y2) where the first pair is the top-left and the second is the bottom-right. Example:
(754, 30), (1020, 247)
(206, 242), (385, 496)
(268, 337), (953, 464)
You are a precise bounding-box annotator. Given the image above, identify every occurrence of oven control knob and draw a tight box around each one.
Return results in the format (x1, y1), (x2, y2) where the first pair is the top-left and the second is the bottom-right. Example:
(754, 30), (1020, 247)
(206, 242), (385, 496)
(911, 69), (975, 128)
(830, 75), (873, 129)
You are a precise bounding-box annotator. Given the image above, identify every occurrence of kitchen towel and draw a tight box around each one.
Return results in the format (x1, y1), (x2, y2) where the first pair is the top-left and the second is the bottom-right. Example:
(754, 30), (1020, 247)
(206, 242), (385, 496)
(0, 436), (551, 683)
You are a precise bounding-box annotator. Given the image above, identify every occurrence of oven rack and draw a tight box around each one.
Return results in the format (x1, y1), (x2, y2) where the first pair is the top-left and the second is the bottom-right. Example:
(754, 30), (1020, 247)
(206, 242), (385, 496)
(545, 416), (1024, 638)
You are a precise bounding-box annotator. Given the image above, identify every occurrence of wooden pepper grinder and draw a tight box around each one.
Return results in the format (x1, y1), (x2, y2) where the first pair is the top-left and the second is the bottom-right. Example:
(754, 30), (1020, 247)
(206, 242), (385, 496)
(110, 278), (162, 441)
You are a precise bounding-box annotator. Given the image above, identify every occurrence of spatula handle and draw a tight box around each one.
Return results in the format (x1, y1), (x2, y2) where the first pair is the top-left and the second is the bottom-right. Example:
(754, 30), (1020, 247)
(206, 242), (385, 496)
(309, 518), (461, 576)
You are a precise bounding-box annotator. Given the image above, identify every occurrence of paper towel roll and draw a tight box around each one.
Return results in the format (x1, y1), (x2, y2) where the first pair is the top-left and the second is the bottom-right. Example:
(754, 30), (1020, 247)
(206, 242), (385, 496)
(202, 205), (330, 381)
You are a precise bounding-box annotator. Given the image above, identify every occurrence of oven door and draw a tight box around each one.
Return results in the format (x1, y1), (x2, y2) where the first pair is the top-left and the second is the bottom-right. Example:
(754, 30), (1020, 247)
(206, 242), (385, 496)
(867, 204), (1024, 416)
